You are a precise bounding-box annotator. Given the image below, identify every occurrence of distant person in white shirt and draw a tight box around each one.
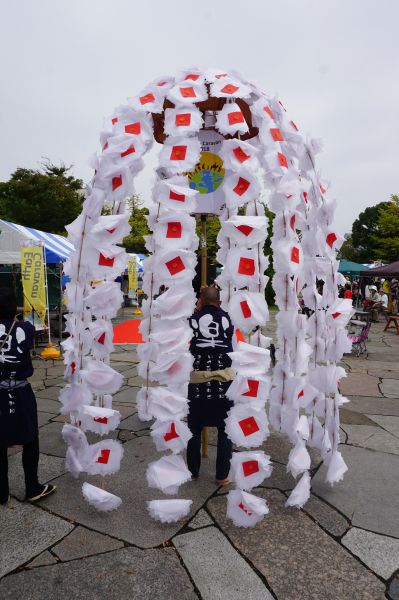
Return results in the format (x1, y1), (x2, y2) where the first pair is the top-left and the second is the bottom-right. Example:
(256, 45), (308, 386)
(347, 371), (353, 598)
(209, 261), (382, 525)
(370, 289), (388, 322)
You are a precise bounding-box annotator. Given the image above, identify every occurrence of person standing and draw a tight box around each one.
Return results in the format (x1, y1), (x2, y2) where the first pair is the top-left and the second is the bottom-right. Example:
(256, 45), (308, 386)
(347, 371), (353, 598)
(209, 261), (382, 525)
(186, 287), (234, 485)
(0, 289), (56, 504)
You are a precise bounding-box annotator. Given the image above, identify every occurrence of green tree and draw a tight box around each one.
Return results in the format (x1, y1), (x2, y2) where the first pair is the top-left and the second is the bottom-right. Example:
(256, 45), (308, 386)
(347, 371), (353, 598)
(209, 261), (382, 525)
(351, 202), (389, 262)
(338, 234), (359, 261)
(372, 195), (399, 263)
(122, 194), (150, 253)
(0, 162), (83, 234)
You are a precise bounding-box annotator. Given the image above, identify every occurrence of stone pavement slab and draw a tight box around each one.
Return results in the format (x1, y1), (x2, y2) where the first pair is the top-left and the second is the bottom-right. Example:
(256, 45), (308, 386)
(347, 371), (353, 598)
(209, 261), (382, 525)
(207, 489), (385, 600)
(38, 422), (67, 457)
(339, 372), (381, 397)
(368, 369), (399, 380)
(389, 575), (399, 600)
(112, 387), (138, 404)
(342, 527), (399, 579)
(339, 407), (378, 426)
(259, 461), (295, 491)
(37, 411), (55, 427)
(367, 414), (399, 438)
(344, 396), (399, 416)
(302, 494), (350, 537)
(0, 500), (73, 578)
(0, 547), (196, 600)
(380, 378), (399, 398)
(112, 403), (137, 419)
(341, 424), (399, 454)
(118, 413), (153, 432)
(36, 397), (60, 414)
(42, 436), (219, 548)
(188, 509), (213, 529)
(312, 444), (399, 537)
(27, 551), (58, 568)
(8, 453), (66, 500)
(36, 386), (62, 401)
(52, 525), (124, 561)
(345, 359), (399, 372)
(174, 527), (272, 600)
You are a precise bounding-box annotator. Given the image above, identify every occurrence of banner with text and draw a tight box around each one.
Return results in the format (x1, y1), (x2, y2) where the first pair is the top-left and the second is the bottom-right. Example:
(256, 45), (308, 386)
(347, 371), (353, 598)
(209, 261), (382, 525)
(21, 245), (47, 326)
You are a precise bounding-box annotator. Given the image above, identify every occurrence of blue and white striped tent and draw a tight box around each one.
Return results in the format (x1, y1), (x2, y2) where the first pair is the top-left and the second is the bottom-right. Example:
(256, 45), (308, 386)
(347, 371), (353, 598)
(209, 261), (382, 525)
(0, 219), (74, 264)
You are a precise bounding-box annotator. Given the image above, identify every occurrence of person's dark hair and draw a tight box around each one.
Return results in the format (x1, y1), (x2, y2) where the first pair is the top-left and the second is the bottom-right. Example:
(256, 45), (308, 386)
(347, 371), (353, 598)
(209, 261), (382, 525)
(200, 286), (220, 306)
(0, 288), (17, 319)
(345, 283), (351, 290)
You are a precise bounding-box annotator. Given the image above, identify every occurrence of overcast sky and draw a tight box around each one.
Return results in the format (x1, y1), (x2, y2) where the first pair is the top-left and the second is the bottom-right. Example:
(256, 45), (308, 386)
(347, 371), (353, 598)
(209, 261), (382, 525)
(1, 0), (398, 235)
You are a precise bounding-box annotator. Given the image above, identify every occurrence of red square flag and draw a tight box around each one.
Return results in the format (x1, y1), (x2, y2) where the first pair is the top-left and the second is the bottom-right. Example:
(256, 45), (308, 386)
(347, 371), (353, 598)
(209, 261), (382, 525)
(96, 449), (111, 464)
(125, 122), (141, 135)
(243, 380), (260, 398)
(228, 111), (244, 125)
(165, 256), (185, 276)
(233, 177), (250, 197)
(238, 257), (255, 276)
(238, 416), (260, 436)
(99, 253), (115, 267)
(164, 423), (179, 442)
(169, 190), (185, 202)
(242, 459), (260, 477)
(166, 222), (182, 239)
(170, 145), (187, 161)
(233, 147), (250, 163)
(175, 113), (191, 126)
(240, 300), (252, 319)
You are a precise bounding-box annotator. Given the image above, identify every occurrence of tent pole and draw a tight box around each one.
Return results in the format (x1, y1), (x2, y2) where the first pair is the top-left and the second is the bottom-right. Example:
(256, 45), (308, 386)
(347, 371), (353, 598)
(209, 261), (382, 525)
(59, 262), (63, 346)
(42, 242), (51, 345)
(200, 214), (209, 459)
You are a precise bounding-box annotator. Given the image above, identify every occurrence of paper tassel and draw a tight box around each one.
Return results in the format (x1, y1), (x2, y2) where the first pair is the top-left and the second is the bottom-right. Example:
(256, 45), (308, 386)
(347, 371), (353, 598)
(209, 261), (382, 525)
(85, 439), (124, 476)
(146, 454), (192, 495)
(225, 404), (269, 448)
(230, 451), (272, 490)
(82, 482), (122, 512)
(79, 405), (121, 435)
(285, 471), (311, 508)
(226, 490), (269, 527)
(147, 499), (192, 523)
(150, 419), (192, 454)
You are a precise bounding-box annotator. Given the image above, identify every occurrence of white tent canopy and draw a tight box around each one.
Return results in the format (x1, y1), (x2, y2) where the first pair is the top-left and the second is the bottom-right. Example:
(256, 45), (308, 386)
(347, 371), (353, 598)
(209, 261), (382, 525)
(0, 219), (74, 264)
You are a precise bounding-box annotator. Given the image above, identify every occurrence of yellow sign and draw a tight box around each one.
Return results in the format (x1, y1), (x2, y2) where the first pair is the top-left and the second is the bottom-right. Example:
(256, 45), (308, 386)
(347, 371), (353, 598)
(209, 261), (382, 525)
(21, 246), (47, 326)
(128, 257), (138, 298)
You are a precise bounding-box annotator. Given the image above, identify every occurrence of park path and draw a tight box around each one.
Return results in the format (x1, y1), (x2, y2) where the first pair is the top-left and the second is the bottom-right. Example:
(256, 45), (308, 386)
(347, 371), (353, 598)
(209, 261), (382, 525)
(1, 316), (398, 599)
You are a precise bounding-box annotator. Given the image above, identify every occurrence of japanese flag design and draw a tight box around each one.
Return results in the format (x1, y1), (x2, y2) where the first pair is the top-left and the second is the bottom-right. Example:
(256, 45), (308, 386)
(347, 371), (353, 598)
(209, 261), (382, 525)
(226, 489), (269, 527)
(223, 169), (261, 209)
(216, 102), (249, 136)
(230, 451), (272, 490)
(167, 81), (208, 104)
(159, 137), (201, 175)
(164, 106), (203, 137)
(225, 404), (269, 448)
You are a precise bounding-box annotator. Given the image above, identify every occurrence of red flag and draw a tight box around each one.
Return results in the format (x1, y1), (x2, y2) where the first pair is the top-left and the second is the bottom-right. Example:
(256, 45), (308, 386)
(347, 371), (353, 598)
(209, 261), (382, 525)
(170, 145), (187, 161)
(238, 257), (255, 276)
(243, 380), (260, 398)
(233, 177), (250, 196)
(179, 86), (196, 98)
(270, 127), (284, 142)
(238, 416), (260, 436)
(164, 422), (179, 441)
(98, 332), (106, 345)
(240, 300), (252, 319)
(166, 222), (182, 239)
(185, 74), (200, 81)
(169, 190), (185, 202)
(263, 105), (274, 119)
(277, 152), (288, 168)
(228, 111), (244, 125)
(165, 256), (185, 276)
(175, 113), (191, 126)
(326, 233), (337, 248)
(290, 247), (300, 264)
(120, 145), (135, 158)
(221, 83), (239, 95)
(99, 253), (115, 267)
(125, 122), (141, 135)
(238, 502), (253, 516)
(96, 449), (110, 464)
(233, 147), (250, 163)
(94, 416), (108, 424)
(139, 93), (155, 105)
(112, 175), (122, 191)
(235, 224), (254, 237)
(111, 117), (118, 125)
(242, 459), (260, 477)
(290, 214), (296, 230)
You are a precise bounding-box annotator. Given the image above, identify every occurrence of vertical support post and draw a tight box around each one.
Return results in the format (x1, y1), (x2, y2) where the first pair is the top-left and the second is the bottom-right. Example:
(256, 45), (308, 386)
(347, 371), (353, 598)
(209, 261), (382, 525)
(59, 262), (63, 346)
(200, 214), (209, 458)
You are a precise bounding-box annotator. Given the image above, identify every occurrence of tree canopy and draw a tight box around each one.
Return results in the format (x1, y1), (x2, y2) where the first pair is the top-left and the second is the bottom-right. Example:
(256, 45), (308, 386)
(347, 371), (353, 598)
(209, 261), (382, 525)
(372, 195), (399, 263)
(0, 163), (84, 234)
(121, 195), (150, 253)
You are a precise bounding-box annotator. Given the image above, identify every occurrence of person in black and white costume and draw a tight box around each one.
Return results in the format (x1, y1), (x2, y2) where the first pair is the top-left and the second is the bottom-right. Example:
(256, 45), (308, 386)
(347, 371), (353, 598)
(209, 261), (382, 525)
(0, 289), (56, 504)
(187, 286), (234, 485)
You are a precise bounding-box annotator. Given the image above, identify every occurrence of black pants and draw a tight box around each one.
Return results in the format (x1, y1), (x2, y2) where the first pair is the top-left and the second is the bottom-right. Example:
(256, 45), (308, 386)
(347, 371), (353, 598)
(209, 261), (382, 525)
(0, 437), (40, 502)
(187, 424), (232, 480)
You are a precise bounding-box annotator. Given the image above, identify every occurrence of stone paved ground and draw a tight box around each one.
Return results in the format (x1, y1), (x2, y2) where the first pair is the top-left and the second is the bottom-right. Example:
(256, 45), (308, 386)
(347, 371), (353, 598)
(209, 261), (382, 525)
(1, 315), (398, 599)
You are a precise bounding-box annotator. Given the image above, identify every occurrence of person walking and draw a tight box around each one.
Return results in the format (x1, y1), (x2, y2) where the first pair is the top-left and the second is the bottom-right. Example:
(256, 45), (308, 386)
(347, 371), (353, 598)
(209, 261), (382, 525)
(0, 289), (56, 504)
(186, 286), (235, 485)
